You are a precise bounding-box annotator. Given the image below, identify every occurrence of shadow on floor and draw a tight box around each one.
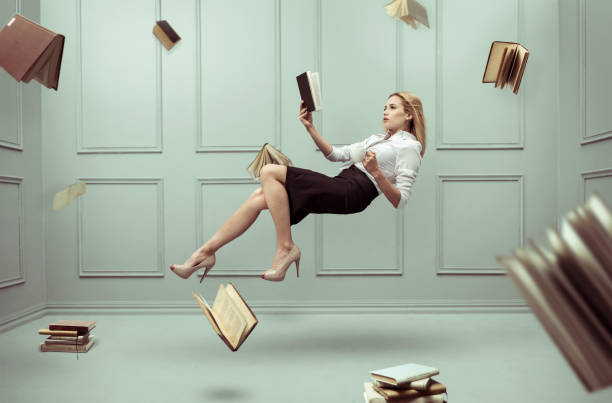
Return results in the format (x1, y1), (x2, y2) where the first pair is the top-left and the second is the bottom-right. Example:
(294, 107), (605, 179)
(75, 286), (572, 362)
(200, 386), (252, 401)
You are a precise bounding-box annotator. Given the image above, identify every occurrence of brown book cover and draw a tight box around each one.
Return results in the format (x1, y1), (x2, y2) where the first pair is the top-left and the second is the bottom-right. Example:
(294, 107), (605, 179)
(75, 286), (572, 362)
(44, 335), (92, 345)
(0, 14), (65, 90)
(49, 320), (96, 335)
(40, 338), (94, 353)
(373, 380), (446, 400)
(153, 20), (181, 50)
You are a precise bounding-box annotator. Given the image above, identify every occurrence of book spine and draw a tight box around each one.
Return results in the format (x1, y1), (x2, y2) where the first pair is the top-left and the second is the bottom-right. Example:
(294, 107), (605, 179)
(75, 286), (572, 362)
(38, 329), (78, 336)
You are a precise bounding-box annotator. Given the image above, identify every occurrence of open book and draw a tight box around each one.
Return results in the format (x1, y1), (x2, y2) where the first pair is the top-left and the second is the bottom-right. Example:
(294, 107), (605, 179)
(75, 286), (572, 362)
(497, 193), (612, 392)
(482, 41), (529, 94)
(384, 0), (430, 29)
(296, 71), (322, 112)
(0, 14), (65, 90)
(246, 143), (293, 181)
(192, 283), (258, 351)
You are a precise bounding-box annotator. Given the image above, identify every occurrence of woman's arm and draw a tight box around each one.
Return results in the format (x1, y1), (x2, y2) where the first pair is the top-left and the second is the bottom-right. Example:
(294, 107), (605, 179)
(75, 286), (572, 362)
(307, 126), (333, 157)
(371, 170), (402, 208)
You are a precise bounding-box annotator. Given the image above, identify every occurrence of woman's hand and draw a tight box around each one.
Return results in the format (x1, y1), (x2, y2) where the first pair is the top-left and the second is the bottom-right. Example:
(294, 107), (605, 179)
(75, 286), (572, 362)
(363, 150), (381, 175)
(298, 101), (314, 130)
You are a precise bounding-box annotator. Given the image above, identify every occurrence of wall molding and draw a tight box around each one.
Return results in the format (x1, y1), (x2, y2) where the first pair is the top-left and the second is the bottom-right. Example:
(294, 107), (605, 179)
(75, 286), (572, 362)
(579, 0), (612, 145)
(436, 174), (524, 275)
(581, 168), (612, 201)
(435, 0), (525, 149)
(0, 176), (25, 288)
(77, 178), (165, 277)
(196, 177), (262, 277)
(0, 0), (23, 151)
(195, 0), (281, 153)
(75, 0), (163, 153)
(0, 303), (46, 330)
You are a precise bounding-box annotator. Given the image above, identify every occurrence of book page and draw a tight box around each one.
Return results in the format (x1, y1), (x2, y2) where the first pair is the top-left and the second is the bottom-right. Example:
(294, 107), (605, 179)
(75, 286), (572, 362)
(309, 72), (322, 110)
(483, 41), (512, 82)
(211, 285), (247, 349)
(192, 292), (223, 337)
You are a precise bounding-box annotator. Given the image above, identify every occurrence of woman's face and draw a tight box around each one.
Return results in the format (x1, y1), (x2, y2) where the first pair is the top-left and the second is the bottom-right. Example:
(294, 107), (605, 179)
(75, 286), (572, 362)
(383, 95), (412, 132)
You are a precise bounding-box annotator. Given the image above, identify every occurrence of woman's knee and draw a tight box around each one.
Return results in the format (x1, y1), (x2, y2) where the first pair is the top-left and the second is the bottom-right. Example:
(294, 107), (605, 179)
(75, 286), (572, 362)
(249, 187), (267, 210)
(259, 164), (286, 183)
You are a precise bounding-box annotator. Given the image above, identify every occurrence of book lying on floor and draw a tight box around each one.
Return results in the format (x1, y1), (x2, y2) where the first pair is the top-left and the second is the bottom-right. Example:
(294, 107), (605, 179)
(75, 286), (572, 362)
(296, 71), (322, 112)
(193, 283), (258, 352)
(153, 20), (181, 50)
(497, 192), (612, 392)
(373, 377), (431, 390)
(482, 41), (529, 94)
(371, 363), (439, 386)
(0, 14), (65, 90)
(364, 382), (446, 403)
(384, 0), (430, 29)
(40, 338), (95, 353)
(246, 143), (293, 180)
(39, 320), (96, 353)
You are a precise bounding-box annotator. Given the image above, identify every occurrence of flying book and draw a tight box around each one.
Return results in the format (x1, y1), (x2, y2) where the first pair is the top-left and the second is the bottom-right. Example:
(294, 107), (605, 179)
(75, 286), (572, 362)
(296, 71), (322, 112)
(482, 41), (529, 94)
(0, 14), (65, 90)
(497, 193), (612, 392)
(192, 283), (258, 352)
(53, 181), (86, 211)
(153, 20), (181, 50)
(370, 363), (439, 387)
(384, 0), (430, 29)
(246, 143), (293, 181)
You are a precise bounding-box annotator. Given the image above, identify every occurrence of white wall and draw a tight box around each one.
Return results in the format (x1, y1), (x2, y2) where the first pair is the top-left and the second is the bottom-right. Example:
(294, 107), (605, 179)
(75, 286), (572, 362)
(33, 0), (564, 310)
(0, 0), (45, 326)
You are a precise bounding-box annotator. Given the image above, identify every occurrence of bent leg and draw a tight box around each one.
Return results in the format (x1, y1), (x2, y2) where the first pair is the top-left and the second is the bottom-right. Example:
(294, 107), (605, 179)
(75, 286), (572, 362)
(259, 164), (293, 250)
(180, 187), (267, 268)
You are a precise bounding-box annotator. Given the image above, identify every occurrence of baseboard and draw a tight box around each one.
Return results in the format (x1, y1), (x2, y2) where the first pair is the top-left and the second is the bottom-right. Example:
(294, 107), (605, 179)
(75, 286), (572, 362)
(43, 299), (529, 315)
(0, 303), (47, 332)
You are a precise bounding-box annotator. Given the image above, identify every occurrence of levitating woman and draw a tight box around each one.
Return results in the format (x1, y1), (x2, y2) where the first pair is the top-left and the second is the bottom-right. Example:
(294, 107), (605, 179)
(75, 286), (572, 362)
(170, 91), (426, 282)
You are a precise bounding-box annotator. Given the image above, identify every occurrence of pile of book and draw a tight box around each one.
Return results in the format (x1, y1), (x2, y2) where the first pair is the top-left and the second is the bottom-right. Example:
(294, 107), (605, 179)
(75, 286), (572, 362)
(364, 363), (447, 402)
(38, 320), (96, 353)
(497, 192), (612, 392)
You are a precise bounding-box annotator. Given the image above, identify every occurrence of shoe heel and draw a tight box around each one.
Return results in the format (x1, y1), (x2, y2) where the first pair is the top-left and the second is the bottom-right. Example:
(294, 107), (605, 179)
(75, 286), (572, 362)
(295, 257), (300, 278)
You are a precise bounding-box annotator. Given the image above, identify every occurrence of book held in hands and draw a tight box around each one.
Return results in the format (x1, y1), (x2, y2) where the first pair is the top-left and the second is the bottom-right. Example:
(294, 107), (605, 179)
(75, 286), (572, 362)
(497, 192), (612, 392)
(193, 283), (258, 352)
(296, 71), (322, 112)
(0, 14), (65, 90)
(246, 143), (293, 181)
(482, 41), (529, 94)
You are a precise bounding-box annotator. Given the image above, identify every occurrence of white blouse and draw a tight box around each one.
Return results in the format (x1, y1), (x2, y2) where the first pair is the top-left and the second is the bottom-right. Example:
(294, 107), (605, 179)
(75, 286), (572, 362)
(324, 130), (422, 209)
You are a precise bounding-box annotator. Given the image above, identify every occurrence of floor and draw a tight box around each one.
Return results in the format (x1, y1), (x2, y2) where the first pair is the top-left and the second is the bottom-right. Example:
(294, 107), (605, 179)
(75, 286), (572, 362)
(0, 312), (611, 403)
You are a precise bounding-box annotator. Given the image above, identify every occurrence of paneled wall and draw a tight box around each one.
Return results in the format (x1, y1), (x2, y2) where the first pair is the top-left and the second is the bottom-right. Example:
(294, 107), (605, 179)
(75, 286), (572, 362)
(0, 0), (45, 325)
(559, 0), (612, 217)
(38, 0), (561, 309)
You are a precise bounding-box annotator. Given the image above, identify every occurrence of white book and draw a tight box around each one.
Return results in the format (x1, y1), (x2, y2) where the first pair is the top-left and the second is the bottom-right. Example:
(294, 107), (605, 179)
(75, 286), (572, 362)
(370, 363), (439, 386)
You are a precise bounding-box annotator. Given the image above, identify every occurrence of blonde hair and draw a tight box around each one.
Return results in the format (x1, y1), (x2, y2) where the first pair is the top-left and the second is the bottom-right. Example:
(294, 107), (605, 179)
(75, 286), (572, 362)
(387, 92), (426, 157)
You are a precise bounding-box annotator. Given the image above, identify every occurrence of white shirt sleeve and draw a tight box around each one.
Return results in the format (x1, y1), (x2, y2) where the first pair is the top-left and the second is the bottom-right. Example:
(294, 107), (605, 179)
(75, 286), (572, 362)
(394, 142), (422, 209)
(324, 137), (370, 162)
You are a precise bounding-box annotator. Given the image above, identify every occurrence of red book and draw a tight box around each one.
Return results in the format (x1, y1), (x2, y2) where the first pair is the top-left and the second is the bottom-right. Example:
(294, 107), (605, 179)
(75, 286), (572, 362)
(0, 14), (65, 90)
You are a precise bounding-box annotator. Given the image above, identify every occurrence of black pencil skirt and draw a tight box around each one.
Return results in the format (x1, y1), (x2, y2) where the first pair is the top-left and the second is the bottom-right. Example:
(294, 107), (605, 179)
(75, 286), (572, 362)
(284, 164), (379, 226)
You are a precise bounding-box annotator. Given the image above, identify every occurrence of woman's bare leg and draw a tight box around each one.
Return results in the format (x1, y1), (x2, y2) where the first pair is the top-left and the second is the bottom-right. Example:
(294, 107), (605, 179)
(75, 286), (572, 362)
(259, 165), (296, 265)
(178, 188), (267, 268)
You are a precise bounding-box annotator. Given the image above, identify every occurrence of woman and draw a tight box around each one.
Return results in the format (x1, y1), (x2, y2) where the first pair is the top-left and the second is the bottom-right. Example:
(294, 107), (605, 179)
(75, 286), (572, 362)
(170, 92), (426, 282)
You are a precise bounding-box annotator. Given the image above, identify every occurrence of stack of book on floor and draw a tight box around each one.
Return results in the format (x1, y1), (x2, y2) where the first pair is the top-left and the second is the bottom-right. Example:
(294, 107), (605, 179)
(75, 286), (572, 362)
(38, 320), (95, 353)
(497, 192), (612, 392)
(364, 363), (447, 402)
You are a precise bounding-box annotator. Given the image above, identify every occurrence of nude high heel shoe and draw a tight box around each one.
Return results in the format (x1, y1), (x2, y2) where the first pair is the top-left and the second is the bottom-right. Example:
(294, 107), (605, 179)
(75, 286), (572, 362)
(260, 245), (301, 282)
(170, 254), (216, 283)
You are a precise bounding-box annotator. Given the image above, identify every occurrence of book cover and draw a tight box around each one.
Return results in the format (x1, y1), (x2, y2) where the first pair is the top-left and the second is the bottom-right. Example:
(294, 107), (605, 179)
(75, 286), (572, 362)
(296, 71), (322, 112)
(370, 363), (439, 386)
(44, 335), (93, 345)
(373, 380), (446, 400)
(40, 338), (94, 353)
(0, 14), (65, 89)
(153, 20), (181, 50)
(49, 320), (96, 335)
(373, 377), (431, 391)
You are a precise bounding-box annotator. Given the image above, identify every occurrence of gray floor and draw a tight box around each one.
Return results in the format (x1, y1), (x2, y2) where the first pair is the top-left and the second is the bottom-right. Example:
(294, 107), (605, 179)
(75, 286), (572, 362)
(1, 312), (611, 403)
